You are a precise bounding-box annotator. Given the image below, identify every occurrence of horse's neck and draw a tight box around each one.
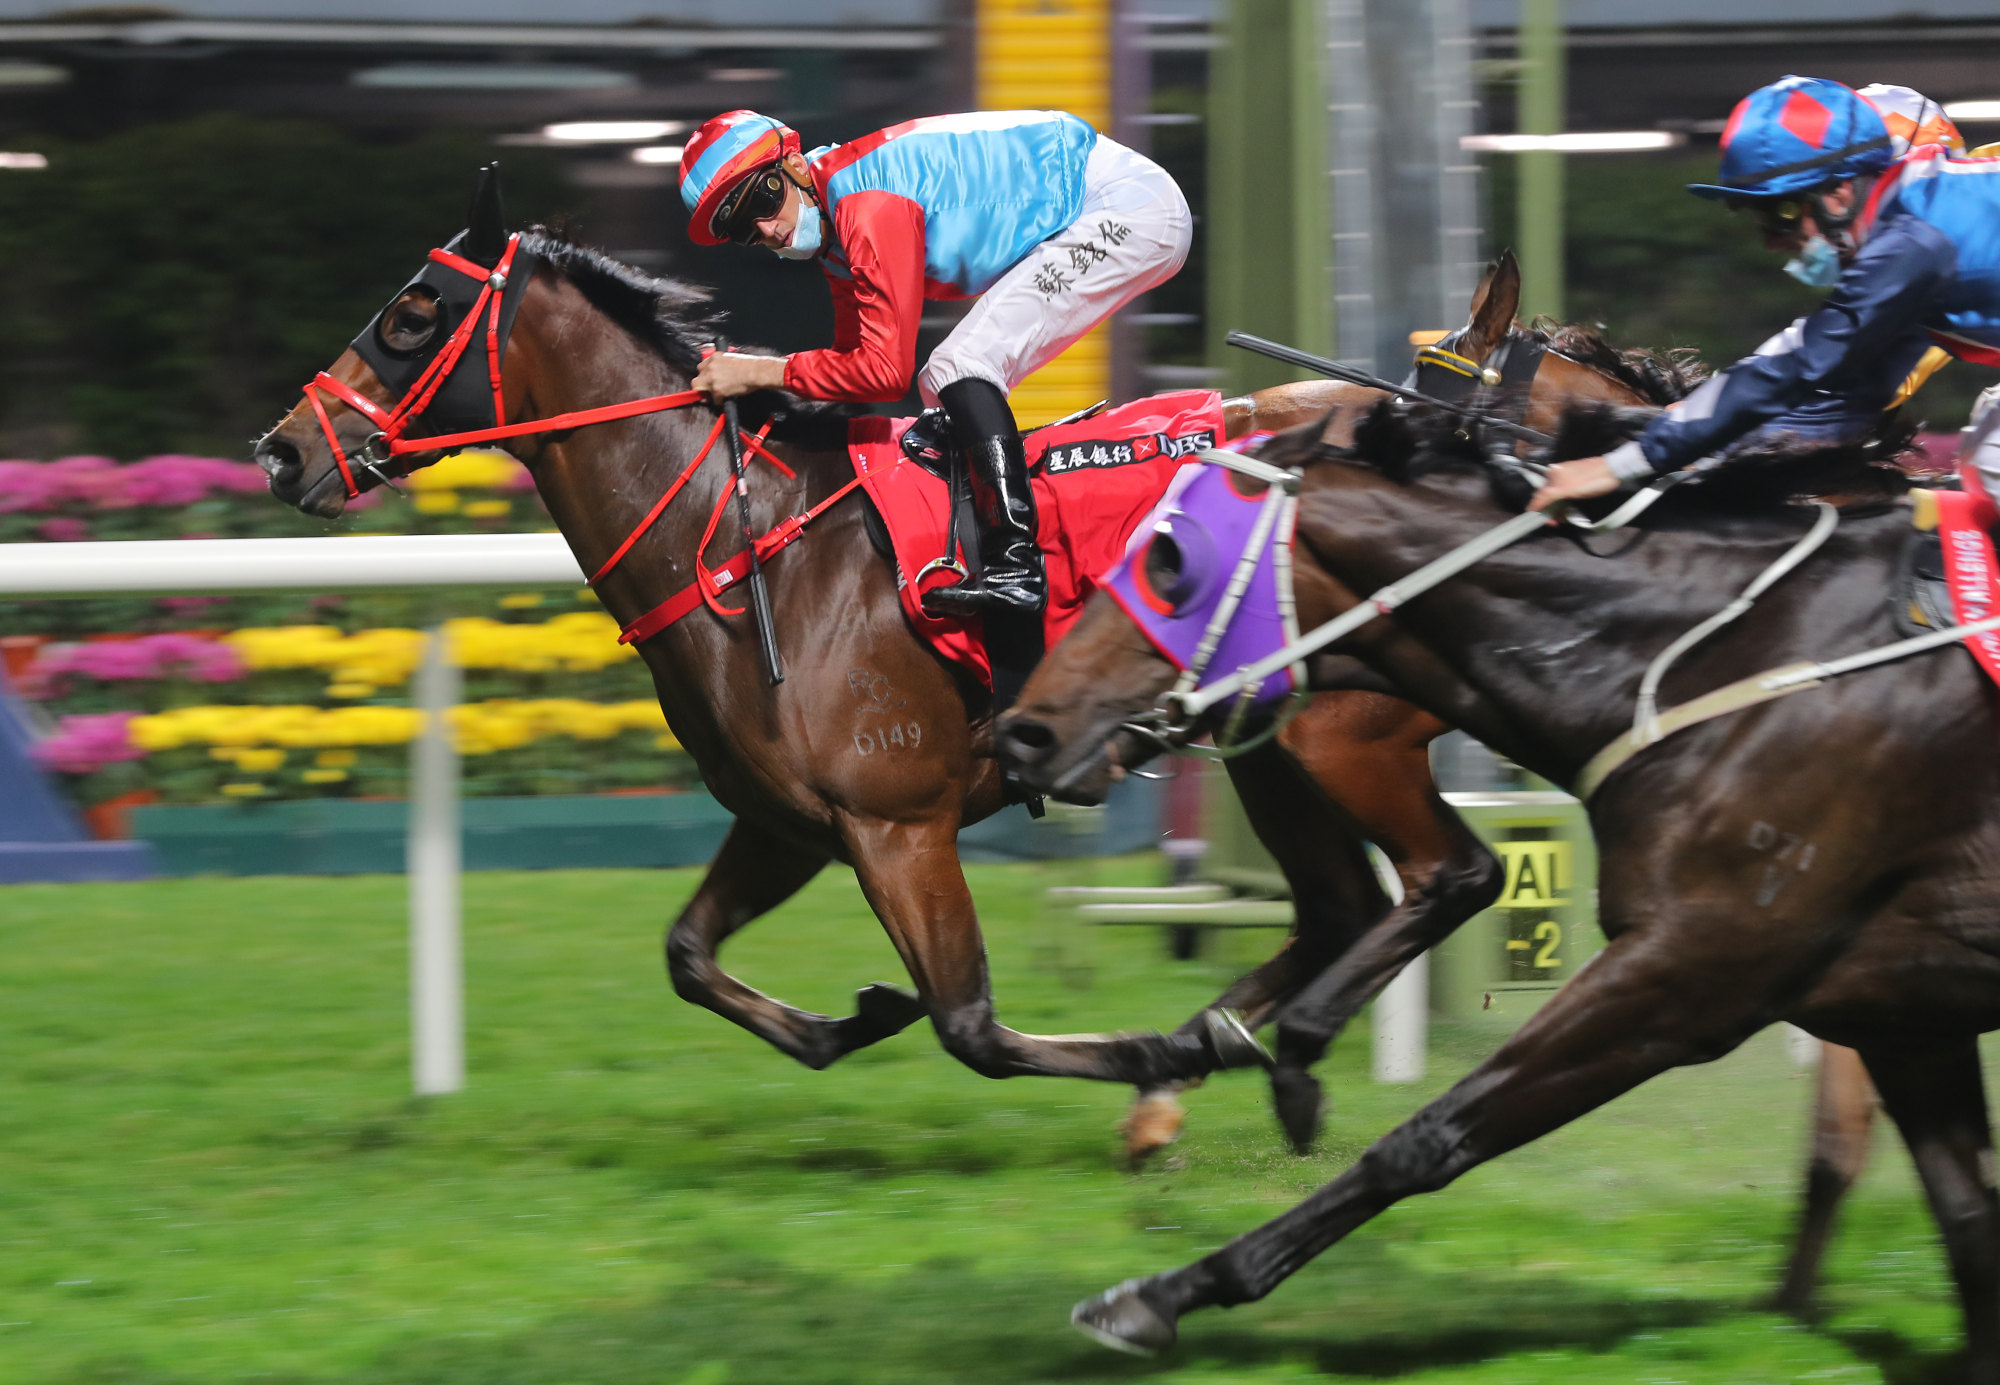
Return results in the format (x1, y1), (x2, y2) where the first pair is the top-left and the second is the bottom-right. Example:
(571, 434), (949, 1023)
(1324, 479), (1892, 782)
(504, 292), (838, 627)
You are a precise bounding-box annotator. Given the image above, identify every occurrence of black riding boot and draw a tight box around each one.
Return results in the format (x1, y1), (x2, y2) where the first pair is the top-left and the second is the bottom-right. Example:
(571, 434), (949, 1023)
(920, 378), (1047, 622)
(919, 378), (1045, 720)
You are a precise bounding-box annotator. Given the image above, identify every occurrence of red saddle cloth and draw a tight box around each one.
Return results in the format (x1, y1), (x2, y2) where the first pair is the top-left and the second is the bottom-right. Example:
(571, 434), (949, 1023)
(849, 390), (1225, 684)
(1938, 464), (2000, 685)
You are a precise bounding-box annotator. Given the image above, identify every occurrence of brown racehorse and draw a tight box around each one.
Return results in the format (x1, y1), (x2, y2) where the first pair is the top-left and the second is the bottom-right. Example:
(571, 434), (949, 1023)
(1009, 407), (2000, 1367)
(247, 185), (1606, 1144)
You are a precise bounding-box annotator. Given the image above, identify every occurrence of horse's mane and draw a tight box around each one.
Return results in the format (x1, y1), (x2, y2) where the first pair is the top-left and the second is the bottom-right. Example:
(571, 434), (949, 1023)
(1526, 319), (1708, 407)
(1272, 398), (1916, 517)
(519, 229), (865, 449)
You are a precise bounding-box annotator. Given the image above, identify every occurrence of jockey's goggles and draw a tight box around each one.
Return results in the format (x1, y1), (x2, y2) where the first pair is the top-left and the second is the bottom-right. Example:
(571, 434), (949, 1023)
(1727, 195), (1808, 238)
(713, 166), (791, 245)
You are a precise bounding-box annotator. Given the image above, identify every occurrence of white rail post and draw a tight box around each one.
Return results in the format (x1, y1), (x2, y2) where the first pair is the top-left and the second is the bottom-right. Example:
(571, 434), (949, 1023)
(1368, 845), (1427, 1084)
(409, 623), (463, 1095)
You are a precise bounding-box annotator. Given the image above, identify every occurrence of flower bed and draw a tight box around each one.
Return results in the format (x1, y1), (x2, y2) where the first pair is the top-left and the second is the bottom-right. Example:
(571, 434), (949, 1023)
(21, 611), (695, 806)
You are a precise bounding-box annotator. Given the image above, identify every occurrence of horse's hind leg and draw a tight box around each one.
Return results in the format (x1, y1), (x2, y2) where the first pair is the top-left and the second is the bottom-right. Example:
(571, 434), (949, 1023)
(842, 811), (1265, 1086)
(1772, 1043), (1878, 1318)
(1072, 925), (1777, 1352)
(1857, 1036), (2000, 1376)
(666, 819), (927, 1070)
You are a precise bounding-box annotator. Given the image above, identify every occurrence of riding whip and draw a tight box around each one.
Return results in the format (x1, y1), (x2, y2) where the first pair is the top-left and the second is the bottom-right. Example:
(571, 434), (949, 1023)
(1224, 331), (1553, 446)
(713, 342), (785, 686)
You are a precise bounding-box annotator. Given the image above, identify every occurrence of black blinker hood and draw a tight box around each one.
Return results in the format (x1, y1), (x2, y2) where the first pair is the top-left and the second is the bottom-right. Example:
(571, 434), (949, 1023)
(348, 165), (542, 442)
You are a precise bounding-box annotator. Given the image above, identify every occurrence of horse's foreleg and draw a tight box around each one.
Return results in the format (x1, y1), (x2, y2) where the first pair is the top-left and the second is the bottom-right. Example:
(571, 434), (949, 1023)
(1772, 1043), (1878, 1318)
(842, 812), (1267, 1086)
(666, 819), (926, 1070)
(1124, 727), (1399, 1164)
(1857, 1037), (2000, 1374)
(1256, 707), (1501, 1149)
(1072, 929), (1772, 1353)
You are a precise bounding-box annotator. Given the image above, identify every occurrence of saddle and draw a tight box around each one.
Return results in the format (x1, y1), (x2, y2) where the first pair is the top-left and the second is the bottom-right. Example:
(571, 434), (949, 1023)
(850, 390), (1226, 687)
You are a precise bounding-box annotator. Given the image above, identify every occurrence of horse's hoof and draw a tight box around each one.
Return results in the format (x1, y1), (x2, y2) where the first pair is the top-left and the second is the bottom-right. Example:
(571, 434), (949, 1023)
(1270, 1065), (1324, 1155)
(1201, 1009), (1273, 1071)
(854, 982), (926, 1035)
(1071, 1279), (1177, 1356)
(1121, 1090), (1187, 1166)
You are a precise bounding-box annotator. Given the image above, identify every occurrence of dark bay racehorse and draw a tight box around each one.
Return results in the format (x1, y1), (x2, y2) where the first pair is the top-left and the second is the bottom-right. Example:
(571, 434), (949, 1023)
(1004, 374), (1890, 1314)
(250, 179), (1655, 1152)
(1008, 406), (2000, 1369)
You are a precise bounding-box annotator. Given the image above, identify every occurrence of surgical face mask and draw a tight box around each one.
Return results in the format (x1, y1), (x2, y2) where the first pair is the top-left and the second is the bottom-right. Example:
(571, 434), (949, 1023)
(772, 203), (822, 261)
(1783, 234), (1843, 288)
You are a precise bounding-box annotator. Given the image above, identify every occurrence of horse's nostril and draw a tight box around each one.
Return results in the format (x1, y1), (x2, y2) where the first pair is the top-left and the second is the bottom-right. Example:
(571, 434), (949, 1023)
(999, 717), (1057, 763)
(255, 436), (301, 481)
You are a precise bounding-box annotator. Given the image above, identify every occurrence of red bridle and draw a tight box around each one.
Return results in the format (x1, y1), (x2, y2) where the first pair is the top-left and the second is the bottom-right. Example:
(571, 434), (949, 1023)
(298, 232), (868, 643)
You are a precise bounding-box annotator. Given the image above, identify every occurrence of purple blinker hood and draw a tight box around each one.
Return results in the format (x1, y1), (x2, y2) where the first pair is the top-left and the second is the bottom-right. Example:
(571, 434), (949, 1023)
(1102, 436), (1298, 708)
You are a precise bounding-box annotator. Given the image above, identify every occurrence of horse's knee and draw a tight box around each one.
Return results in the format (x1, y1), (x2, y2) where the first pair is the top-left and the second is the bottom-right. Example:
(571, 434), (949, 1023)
(1354, 1111), (1466, 1199)
(932, 1009), (1019, 1079)
(664, 924), (714, 1004)
(1432, 842), (1504, 916)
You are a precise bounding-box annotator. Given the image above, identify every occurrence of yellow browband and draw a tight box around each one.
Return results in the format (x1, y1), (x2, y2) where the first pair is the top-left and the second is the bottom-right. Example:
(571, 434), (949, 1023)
(1412, 345), (1484, 379)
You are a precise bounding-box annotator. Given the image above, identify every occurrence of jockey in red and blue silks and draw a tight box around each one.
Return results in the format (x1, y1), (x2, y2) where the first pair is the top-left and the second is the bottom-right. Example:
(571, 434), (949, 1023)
(1532, 76), (2000, 511)
(678, 109), (1191, 685)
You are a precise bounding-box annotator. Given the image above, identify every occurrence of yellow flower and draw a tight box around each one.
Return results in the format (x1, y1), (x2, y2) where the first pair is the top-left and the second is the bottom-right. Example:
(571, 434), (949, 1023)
(302, 768), (349, 784)
(325, 682), (375, 700)
(497, 592), (543, 609)
(221, 782), (266, 798)
(130, 699), (673, 758)
(413, 490), (461, 515)
(463, 499), (513, 519)
(406, 448), (528, 492)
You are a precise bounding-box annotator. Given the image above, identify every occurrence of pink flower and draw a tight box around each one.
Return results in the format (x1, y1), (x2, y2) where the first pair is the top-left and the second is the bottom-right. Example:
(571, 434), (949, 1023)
(26, 633), (243, 689)
(33, 711), (145, 774)
(36, 516), (91, 542)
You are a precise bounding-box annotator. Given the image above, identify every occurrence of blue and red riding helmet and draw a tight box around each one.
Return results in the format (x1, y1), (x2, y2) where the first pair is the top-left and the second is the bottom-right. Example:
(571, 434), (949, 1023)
(679, 110), (801, 246)
(1687, 76), (1895, 203)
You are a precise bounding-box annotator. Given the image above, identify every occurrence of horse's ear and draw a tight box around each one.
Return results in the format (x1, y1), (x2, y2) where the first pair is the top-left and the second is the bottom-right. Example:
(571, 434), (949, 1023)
(1462, 249), (1521, 357)
(465, 163), (508, 265)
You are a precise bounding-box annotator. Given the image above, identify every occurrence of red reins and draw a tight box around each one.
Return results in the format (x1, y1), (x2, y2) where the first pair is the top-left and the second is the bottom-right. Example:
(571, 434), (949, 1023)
(300, 233), (865, 645)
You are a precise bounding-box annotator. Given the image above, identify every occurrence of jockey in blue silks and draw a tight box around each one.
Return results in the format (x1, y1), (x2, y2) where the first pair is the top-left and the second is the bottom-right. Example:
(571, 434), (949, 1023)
(1533, 76), (2000, 510)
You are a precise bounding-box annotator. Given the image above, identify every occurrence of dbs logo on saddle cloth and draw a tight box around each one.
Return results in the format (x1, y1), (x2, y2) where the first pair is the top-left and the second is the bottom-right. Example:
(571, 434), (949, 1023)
(1042, 426), (1218, 475)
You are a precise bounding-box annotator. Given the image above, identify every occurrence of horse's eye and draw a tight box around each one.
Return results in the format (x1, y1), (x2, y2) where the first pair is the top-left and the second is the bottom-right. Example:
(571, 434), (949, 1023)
(1144, 529), (1208, 610)
(377, 289), (441, 355)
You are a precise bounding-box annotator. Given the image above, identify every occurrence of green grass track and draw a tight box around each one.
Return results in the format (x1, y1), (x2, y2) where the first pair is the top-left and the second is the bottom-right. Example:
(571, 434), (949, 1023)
(0, 864), (1975, 1383)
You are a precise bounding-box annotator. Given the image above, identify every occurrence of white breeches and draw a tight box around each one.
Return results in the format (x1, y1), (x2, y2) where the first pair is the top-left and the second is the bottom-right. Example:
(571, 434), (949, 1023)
(917, 136), (1193, 408)
(1966, 383), (2000, 507)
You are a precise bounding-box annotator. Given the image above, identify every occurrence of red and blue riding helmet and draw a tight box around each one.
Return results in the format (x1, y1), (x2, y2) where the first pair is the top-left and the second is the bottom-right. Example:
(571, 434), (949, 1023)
(680, 110), (802, 246)
(1687, 76), (1894, 203)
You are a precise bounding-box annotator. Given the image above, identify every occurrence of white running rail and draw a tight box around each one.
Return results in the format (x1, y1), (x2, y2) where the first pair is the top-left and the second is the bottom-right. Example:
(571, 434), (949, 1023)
(0, 532), (591, 1095)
